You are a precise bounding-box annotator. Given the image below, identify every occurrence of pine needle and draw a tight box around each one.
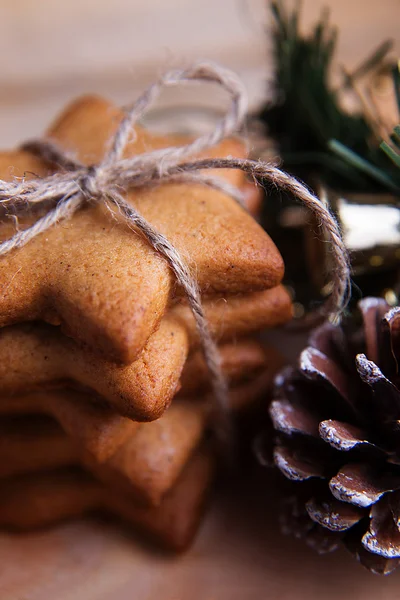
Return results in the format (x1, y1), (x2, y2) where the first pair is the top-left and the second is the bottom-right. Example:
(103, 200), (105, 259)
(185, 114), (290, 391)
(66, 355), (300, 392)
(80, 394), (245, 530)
(258, 1), (399, 195)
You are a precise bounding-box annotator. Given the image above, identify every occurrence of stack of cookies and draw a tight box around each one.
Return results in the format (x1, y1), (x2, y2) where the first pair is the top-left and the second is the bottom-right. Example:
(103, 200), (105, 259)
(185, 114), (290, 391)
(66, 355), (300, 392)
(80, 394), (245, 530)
(0, 95), (292, 551)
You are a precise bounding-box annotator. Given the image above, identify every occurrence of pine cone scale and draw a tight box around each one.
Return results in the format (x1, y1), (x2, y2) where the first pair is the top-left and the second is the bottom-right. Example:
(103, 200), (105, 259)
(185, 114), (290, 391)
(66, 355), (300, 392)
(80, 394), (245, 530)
(329, 463), (399, 508)
(345, 523), (400, 575)
(306, 495), (365, 532)
(319, 419), (370, 451)
(270, 398), (320, 437)
(281, 496), (342, 554)
(273, 445), (325, 481)
(300, 347), (356, 411)
(360, 297), (390, 364)
(356, 354), (400, 426)
(362, 496), (400, 559)
(266, 298), (400, 574)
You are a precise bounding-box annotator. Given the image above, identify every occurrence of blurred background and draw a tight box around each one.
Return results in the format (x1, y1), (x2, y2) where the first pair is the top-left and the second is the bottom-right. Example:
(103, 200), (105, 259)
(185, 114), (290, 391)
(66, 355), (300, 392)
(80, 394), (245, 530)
(0, 0), (398, 145)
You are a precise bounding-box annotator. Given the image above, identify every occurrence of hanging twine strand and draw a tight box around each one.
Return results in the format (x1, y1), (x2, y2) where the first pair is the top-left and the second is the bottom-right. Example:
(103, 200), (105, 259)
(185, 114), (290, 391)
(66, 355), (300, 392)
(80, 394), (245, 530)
(0, 63), (351, 445)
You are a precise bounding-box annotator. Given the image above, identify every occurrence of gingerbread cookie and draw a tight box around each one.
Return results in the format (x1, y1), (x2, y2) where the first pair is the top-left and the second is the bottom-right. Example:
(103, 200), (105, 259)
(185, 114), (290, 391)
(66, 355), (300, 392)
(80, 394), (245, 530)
(0, 339), (281, 475)
(0, 390), (137, 462)
(0, 467), (100, 531)
(84, 400), (207, 506)
(0, 416), (78, 479)
(0, 283), (290, 420)
(0, 95), (284, 362)
(46, 95), (247, 187)
(106, 448), (214, 551)
(0, 400), (206, 507)
(0, 344), (278, 502)
(214, 367), (283, 412)
(0, 349), (281, 504)
(171, 285), (292, 347)
(180, 339), (271, 394)
(0, 400), (205, 508)
(0, 318), (188, 421)
(0, 449), (214, 552)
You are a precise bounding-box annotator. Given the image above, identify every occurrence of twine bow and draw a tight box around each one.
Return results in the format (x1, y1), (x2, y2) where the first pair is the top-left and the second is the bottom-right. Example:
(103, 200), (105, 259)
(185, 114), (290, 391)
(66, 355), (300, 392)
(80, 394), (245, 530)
(0, 63), (351, 444)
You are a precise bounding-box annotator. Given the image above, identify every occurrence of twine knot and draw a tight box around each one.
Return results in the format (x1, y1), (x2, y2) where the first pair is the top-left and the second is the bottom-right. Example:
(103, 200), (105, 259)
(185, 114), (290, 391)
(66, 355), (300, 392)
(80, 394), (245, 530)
(79, 165), (102, 199)
(0, 62), (351, 448)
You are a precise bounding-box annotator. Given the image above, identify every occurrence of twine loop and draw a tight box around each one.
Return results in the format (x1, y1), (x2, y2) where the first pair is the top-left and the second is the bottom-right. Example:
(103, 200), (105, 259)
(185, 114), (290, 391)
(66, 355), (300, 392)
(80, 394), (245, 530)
(0, 62), (351, 446)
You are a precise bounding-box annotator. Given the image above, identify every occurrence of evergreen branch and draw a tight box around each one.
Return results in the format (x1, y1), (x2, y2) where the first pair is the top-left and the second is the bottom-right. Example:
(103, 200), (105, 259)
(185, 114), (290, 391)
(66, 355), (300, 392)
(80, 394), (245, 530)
(381, 141), (400, 170)
(330, 140), (400, 193)
(258, 1), (399, 194)
(348, 39), (394, 82)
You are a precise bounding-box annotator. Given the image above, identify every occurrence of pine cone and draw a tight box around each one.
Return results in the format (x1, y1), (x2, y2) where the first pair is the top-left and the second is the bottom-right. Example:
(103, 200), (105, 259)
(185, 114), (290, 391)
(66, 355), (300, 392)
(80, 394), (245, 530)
(266, 298), (400, 575)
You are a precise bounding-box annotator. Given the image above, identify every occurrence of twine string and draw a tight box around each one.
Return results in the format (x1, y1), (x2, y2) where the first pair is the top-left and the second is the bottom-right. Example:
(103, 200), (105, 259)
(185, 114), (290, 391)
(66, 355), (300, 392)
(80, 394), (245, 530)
(0, 62), (351, 443)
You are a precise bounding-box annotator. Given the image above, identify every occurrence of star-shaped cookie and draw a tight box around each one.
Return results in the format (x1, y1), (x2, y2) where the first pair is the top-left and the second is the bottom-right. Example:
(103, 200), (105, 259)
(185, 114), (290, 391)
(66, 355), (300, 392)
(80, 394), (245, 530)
(0, 95), (284, 362)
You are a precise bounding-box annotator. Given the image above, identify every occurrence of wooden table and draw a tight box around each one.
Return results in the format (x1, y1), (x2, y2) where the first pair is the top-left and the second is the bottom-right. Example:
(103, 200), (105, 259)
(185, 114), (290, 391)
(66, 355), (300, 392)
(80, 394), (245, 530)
(2, 471), (400, 599)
